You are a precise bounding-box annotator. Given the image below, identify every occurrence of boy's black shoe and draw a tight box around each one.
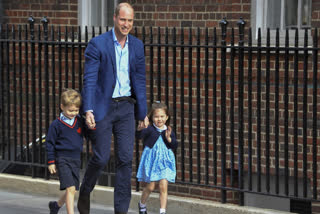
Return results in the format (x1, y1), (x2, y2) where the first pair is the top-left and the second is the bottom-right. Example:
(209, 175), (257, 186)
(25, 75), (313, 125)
(138, 202), (147, 214)
(77, 192), (90, 214)
(49, 201), (60, 214)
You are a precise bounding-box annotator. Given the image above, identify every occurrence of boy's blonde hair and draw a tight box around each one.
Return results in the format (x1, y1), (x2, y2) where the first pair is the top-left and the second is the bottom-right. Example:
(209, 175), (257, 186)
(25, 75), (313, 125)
(60, 88), (81, 108)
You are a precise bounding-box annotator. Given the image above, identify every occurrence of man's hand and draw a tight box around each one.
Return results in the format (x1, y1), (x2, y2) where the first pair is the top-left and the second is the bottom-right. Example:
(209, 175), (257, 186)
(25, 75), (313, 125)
(48, 164), (56, 174)
(86, 111), (96, 129)
(165, 126), (172, 143)
(137, 116), (149, 131)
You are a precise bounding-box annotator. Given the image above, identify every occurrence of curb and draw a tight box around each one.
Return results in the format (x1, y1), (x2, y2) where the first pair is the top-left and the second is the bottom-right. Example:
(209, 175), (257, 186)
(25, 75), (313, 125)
(0, 173), (292, 214)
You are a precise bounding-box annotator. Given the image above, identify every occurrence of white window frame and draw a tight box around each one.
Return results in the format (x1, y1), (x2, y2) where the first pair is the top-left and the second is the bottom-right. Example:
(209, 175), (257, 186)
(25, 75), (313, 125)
(78, 0), (117, 33)
(251, 0), (312, 46)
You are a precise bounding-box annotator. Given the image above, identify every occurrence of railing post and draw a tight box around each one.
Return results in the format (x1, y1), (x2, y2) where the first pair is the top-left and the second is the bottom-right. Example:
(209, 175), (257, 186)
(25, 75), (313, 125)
(41, 16), (49, 127)
(28, 16), (35, 40)
(12, 24), (17, 162)
(41, 16), (49, 180)
(28, 15), (36, 178)
(41, 16), (48, 37)
(5, 24), (10, 161)
(312, 28), (318, 200)
(219, 17), (228, 204)
(237, 17), (245, 40)
(0, 23), (4, 160)
(180, 27), (185, 182)
(149, 26), (154, 104)
(237, 17), (245, 206)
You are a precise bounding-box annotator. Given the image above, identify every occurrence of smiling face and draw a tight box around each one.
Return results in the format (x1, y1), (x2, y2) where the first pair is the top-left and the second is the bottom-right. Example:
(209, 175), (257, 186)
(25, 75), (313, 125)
(152, 109), (169, 129)
(60, 104), (79, 119)
(113, 4), (134, 40)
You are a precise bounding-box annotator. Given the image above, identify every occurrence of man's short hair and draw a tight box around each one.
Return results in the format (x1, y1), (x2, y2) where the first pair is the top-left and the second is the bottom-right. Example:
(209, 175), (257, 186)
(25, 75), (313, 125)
(114, 2), (134, 17)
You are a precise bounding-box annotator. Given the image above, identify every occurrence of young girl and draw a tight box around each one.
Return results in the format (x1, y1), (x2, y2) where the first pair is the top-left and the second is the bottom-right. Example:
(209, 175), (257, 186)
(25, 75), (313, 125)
(136, 102), (178, 214)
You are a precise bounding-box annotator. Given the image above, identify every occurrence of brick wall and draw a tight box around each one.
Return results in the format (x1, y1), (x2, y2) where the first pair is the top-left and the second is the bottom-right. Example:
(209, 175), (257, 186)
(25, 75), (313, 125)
(1, 0), (78, 25)
(128, 0), (251, 28)
(312, 0), (320, 27)
(2, 1), (320, 32)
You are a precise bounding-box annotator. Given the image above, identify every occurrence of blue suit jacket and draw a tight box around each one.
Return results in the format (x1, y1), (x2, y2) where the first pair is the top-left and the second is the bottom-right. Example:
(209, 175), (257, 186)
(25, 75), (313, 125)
(81, 30), (147, 122)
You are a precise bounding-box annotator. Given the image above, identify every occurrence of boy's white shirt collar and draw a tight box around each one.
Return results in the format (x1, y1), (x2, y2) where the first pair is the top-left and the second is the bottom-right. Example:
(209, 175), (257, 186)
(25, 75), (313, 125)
(60, 112), (75, 126)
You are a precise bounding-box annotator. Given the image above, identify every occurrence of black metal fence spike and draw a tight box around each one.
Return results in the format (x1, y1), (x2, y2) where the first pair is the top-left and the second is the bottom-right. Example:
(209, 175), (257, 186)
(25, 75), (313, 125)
(28, 15), (35, 24)
(41, 16), (48, 24)
(237, 18), (246, 38)
(219, 17), (228, 26)
(237, 17), (245, 26)
(220, 18), (228, 39)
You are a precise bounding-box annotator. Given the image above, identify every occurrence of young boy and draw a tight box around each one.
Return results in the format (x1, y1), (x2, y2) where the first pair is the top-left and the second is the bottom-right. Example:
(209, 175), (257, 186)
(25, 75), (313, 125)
(45, 88), (85, 214)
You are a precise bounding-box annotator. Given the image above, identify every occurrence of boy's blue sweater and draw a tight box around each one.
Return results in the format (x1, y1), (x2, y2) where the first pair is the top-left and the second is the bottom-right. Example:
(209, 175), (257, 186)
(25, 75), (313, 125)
(45, 115), (84, 165)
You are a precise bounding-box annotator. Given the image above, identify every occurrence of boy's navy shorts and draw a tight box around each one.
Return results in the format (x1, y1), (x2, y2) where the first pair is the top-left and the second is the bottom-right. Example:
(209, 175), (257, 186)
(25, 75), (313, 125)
(56, 156), (81, 190)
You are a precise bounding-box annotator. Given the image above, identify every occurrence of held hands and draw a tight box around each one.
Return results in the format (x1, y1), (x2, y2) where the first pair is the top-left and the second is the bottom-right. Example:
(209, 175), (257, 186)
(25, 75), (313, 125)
(86, 111), (96, 129)
(165, 126), (172, 143)
(48, 164), (56, 174)
(137, 116), (149, 131)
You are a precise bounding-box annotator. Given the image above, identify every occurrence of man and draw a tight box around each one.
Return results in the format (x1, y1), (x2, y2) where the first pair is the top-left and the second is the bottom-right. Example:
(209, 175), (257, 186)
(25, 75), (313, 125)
(78, 3), (148, 214)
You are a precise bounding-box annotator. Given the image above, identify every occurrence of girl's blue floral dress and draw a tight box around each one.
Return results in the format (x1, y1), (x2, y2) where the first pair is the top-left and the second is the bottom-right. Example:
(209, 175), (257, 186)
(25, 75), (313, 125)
(136, 124), (176, 183)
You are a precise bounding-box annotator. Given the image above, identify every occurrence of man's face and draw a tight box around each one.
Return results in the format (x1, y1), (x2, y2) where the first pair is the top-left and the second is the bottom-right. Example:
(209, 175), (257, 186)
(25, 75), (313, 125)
(113, 5), (134, 38)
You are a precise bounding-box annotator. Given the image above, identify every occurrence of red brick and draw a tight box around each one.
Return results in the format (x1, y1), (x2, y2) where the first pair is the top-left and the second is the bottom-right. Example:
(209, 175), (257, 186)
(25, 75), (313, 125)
(157, 5), (168, 12)
(31, 4), (40, 10)
(155, 20), (167, 27)
(51, 18), (69, 25)
(193, 5), (206, 12)
(144, 5), (155, 12)
(168, 5), (181, 12)
(232, 5), (241, 12)
(180, 5), (193, 12)
(167, 20), (180, 27)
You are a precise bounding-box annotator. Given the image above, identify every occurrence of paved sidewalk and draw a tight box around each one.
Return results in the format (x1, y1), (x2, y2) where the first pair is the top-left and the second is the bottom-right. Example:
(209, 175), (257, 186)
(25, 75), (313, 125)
(0, 189), (158, 214)
(0, 173), (293, 214)
(0, 190), (119, 214)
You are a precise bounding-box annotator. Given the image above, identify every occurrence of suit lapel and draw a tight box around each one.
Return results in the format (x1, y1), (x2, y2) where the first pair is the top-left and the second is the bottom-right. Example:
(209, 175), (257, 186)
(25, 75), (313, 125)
(128, 34), (134, 74)
(106, 31), (117, 78)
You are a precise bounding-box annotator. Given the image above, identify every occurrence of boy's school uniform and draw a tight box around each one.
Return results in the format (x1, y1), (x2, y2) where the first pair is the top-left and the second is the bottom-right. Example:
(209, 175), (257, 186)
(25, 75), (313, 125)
(45, 114), (85, 190)
(136, 124), (178, 183)
(56, 156), (81, 190)
(46, 114), (84, 165)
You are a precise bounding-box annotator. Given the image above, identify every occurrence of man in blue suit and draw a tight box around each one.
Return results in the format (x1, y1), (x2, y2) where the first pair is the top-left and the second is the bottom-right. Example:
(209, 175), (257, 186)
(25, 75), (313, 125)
(78, 3), (148, 214)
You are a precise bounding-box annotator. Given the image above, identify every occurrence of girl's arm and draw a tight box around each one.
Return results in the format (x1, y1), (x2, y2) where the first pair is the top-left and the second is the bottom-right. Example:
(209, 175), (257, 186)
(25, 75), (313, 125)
(165, 126), (172, 142)
(163, 126), (178, 150)
(136, 125), (151, 140)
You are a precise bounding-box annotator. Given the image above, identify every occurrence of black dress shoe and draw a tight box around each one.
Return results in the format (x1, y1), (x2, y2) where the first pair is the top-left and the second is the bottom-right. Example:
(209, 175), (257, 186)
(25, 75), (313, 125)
(77, 192), (90, 214)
